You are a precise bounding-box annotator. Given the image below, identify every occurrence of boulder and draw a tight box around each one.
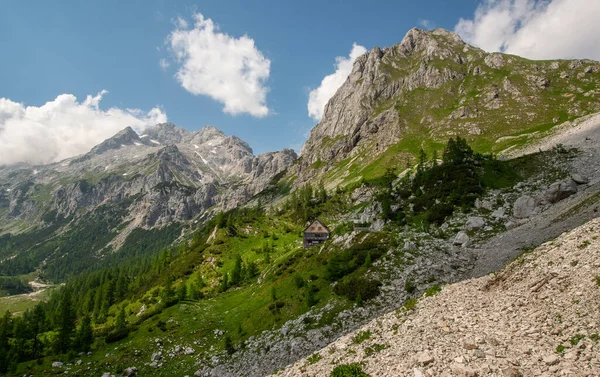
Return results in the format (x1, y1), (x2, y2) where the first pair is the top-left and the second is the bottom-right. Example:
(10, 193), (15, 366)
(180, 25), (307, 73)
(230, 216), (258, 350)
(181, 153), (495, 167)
(544, 180), (577, 204)
(453, 231), (470, 247)
(123, 367), (138, 376)
(151, 351), (162, 362)
(513, 195), (540, 218)
(465, 217), (485, 230)
(571, 173), (589, 185)
(52, 362), (64, 368)
(404, 241), (417, 251)
(491, 207), (506, 220)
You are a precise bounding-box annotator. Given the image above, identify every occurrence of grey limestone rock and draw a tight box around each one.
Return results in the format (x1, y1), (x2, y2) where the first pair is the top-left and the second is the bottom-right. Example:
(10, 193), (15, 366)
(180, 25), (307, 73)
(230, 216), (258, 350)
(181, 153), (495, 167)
(544, 180), (577, 204)
(513, 195), (541, 218)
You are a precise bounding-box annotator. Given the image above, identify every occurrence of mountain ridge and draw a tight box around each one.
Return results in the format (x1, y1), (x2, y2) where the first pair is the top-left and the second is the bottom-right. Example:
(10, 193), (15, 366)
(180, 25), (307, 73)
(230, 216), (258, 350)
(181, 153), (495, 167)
(295, 27), (600, 188)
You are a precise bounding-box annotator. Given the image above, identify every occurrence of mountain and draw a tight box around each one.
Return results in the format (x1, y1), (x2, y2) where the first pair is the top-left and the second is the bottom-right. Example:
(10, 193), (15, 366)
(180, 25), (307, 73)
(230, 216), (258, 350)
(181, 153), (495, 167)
(0, 123), (296, 279)
(1, 28), (600, 377)
(295, 28), (600, 187)
(274, 216), (600, 376)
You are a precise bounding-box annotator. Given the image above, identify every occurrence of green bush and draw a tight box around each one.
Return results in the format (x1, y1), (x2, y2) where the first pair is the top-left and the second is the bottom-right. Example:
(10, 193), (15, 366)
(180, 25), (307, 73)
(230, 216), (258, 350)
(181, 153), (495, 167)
(326, 240), (385, 281)
(330, 363), (371, 377)
(333, 277), (381, 301)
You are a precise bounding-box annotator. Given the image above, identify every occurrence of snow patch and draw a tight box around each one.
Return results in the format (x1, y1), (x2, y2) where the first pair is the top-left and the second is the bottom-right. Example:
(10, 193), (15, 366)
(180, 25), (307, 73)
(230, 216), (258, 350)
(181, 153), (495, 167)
(150, 139), (160, 145)
(134, 142), (142, 146)
(195, 151), (208, 165)
(140, 134), (149, 138)
(194, 144), (199, 149)
(123, 173), (128, 176)
(210, 149), (217, 154)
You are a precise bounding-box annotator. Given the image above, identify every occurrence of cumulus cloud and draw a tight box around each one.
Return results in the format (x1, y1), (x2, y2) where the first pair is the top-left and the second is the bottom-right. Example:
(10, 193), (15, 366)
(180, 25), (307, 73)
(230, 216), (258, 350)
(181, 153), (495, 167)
(307, 43), (367, 122)
(0, 91), (167, 166)
(455, 0), (600, 60)
(167, 13), (271, 117)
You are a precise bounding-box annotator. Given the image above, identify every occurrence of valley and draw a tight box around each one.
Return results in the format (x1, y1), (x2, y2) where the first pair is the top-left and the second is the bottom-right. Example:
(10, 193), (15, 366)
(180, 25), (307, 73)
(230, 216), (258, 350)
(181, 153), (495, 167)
(0, 27), (599, 377)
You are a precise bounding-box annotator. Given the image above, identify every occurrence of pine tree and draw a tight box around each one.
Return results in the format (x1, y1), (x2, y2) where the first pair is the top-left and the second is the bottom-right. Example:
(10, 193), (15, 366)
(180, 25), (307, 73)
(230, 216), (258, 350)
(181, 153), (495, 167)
(220, 273), (229, 292)
(223, 335), (235, 355)
(176, 283), (187, 302)
(74, 315), (93, 353)
(54, 288), (76, 354)
(115, 306), (127, 334)
(29, 303), (46, 359)
(364, 252), (372, 268)
(115, 273), (128, 302)
(0, 311), (13, 373)
(230, 254), (242, 285)
(245, 261), (258, 279)
(12, 317), (28, 361)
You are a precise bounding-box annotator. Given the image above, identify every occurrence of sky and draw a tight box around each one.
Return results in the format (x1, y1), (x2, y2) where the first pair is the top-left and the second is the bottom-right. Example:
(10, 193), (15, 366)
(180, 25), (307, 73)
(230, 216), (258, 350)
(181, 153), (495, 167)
(1, 0), (600, 165)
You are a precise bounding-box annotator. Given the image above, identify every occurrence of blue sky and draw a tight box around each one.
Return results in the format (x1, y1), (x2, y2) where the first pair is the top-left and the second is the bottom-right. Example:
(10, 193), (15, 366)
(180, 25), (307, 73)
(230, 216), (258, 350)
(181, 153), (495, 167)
(1, 0), (599, 164)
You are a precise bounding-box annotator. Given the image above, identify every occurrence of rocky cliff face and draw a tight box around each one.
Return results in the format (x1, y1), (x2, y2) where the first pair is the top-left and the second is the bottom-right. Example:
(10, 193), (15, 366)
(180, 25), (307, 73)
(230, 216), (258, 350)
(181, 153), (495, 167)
(0, 122), (297, 234)
(297, 28), (600, 186)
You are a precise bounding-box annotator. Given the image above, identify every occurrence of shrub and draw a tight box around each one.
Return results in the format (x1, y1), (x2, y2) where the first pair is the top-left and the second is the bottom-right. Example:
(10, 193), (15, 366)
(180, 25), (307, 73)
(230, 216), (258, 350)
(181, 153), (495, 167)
(326, 240), (385, 281)
(352, 330), (372, 344)
(424, 284), (441, 297)
(330, 363), (371, 377)
(334, 277), (381, 302)
(404, 278), (416, 294)
(403, 298), (417, 311)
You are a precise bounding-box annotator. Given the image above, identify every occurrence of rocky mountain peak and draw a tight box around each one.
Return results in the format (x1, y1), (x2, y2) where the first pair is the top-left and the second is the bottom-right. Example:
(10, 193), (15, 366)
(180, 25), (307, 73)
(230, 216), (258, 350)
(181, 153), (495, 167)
(143, 122), (189, 144)
(90, 126), (146, 155)
(297, 28), (600, 187)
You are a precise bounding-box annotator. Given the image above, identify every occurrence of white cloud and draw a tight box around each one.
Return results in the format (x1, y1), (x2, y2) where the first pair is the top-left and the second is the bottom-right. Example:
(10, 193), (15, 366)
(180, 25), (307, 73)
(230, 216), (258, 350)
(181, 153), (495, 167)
(307, 43), (367, 122)
(455, 0), (600, 60)
(159, 58), (170, 70)
(167, 13), (271, 117)
(0, 91), (167, 166)
(419, 19), (436, 29)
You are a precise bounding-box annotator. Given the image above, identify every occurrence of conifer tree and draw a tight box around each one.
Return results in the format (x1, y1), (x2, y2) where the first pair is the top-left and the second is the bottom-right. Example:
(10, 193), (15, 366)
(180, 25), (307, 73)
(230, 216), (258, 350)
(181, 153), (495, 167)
(230, 254), (242, 285)
(74, 315), (93, 353)
(54, 288), (76, 354)
(0, 311), (13, 373)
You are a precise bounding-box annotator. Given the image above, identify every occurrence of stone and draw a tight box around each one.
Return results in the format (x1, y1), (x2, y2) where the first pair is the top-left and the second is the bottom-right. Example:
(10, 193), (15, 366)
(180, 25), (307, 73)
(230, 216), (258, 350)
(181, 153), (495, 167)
(452, 363), (478, 377)
(465, 217), (485, 230)
(571, 174), (589, 185)
(542, 354), (560, 366)
(184, 347), (195, 355)
(491, 207), (506, 220)
(417, 351), (434, 365)
(413, 368), (426, 377)
(52, 362), (64, 368)
(463, 341), (478, 350)
(453, 231), (470, 247)
(544, 180), (577, 204)
(151, 351), (162, 362)
(513, 195), (541, 218)
(502, 367), (523, 377)
(123, 367), (138, 376)
(404, 241), (417, 251)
